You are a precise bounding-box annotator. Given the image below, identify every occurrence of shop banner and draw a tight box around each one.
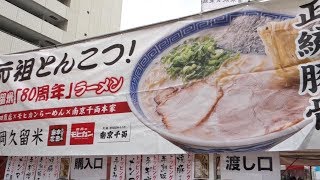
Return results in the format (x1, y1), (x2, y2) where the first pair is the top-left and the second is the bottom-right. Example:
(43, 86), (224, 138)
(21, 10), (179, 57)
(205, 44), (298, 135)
(34, 157), (47, 179)
(3, 154), (218, 180)
(24, 157), (38, 180)
(175, 154), (193, 180)
(70, 156), (107, 180)
(4, 157), (13, 180)
(52, 157), (61, 179)
(1, 0), (320, 155)
(220, 152), (280, 180)
(4, 156), (26, 180)
(125, 155), (141, 180)
(42, 157), (60, 180)
(141, 155), (159, 180)
(13, 156), (27, 180)
(157, 155), (176, 180)
(110, 156), (126, 180)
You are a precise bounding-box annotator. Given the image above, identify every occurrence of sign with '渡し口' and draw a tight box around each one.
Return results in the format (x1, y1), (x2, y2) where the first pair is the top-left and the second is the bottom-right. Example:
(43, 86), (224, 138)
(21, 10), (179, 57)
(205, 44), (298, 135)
(220, 152), (280, 180)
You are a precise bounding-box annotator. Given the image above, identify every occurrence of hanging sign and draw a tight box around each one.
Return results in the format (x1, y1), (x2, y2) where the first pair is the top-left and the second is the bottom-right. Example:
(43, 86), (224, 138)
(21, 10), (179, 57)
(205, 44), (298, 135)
(0, 0), (319, 155)
(70, 156), (107, 180)
(220, 152), (280, 180)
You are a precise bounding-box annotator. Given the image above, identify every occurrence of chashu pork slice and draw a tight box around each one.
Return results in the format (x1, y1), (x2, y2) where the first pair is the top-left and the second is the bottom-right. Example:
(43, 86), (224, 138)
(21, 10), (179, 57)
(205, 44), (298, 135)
(154, 87), (178, 105)
(206, 70), (310, 140)
(255, 88), (309, 134)
(156, 81), (222, 133)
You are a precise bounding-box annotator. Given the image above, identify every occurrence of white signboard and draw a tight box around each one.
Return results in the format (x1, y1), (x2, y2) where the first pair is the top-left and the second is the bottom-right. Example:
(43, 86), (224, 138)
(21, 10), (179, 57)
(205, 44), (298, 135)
(157, 155), (175, 180)
(70, 156), (107, 180)
(5, 156), (60, 180)
(175, 154), (193, 180)
(221, 152), (280, 180)
(53, 157), (61, 179)
(142, 155), (159, 180)
(4, 156), (16, 180)
(12, 156), (27, 180)
(42, 157), (60, 180)
(24, 157), (38, 180)
(125, 155), (141, 180)
(34, 156), (46, 180)
(201, 0), (244, 11)
(96, 121), (131, 143)
(110, 156), (126, 180)
(4, 156), (27, 180)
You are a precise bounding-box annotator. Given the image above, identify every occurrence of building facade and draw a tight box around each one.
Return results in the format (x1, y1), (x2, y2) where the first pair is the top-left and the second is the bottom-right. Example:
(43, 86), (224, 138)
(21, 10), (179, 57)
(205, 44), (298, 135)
(0, 0), (122, 54)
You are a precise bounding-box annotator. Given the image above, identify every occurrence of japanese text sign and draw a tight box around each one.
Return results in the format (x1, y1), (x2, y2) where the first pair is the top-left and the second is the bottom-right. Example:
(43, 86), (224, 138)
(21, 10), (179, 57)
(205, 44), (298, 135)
(175, 154), (193, 180)
(142, 155), (159, 180)
(110, 156), (126, 180)
(4, 156), (27, 180)
(24, 157), (38, 180)
(157, 155), (175, 180)
(221, 152), (280, 180)
(1, 0), (320, 156)
(125, 155), (141, 180)
(70, 156), (107, 180)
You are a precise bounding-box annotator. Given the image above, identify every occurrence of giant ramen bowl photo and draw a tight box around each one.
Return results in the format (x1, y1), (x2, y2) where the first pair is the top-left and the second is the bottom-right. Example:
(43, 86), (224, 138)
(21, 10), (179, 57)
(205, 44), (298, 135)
(127, 10), (313, 152)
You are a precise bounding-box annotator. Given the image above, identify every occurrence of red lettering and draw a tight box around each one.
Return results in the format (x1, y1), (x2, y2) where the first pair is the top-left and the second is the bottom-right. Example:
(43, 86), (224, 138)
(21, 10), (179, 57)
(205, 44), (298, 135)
(28, 87), (37, 101)
(20, 88), (29, 102)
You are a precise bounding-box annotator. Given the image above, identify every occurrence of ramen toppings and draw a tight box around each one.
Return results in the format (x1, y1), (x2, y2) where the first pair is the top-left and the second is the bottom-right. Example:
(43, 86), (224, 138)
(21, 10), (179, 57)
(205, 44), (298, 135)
(160, 36), (239, 82)
(217, 15), (280, 54)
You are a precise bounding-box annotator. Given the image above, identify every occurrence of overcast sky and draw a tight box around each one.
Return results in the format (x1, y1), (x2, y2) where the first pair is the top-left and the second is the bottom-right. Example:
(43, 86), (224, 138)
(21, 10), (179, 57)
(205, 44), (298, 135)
(121, 0), (201, 30)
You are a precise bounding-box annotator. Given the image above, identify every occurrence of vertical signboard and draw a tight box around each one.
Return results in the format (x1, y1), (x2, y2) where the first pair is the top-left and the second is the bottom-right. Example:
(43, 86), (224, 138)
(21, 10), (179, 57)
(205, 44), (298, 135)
(110, 156), (126, 180)
(175, 154), (193, 180)
(24, 157), (38, 180)
(126, 155), (141, 180)
(142, 155), (159, 180)
(157, 155), (175, 180)
(35, 156), (46, 180)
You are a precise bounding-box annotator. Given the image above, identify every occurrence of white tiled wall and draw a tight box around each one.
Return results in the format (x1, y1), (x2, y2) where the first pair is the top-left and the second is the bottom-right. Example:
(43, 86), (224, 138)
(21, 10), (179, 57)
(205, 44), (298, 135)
(10, 37), (38, 53)
(0, 0), (18, 21)
(0, 31), (37, 54)
(0, 31), (13, 54)
(45, 0), (67, 18)
(16, 9), (43, 32)
(0, 0), (65, 43)
(41, 21), (64, 42)
(0, 0), (122, 54)
(66, 0), (122, 42)
(33, 0), (46, 7)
